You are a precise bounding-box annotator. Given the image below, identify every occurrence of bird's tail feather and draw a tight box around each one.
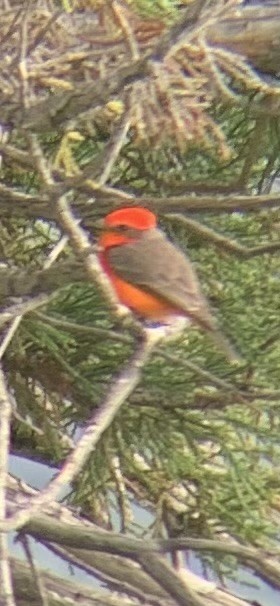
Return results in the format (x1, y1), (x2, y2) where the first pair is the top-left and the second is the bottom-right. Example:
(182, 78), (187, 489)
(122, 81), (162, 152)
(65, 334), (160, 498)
(210, 329), (242, 364)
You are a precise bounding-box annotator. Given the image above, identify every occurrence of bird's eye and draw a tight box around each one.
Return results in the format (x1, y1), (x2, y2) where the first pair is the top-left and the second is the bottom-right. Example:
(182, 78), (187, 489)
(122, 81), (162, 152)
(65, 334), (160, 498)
(117, 224), (130, 232)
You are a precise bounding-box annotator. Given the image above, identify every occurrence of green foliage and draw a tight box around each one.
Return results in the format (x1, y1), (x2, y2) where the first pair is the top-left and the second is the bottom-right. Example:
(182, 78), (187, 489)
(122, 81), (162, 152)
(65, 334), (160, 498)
(131, 0), (178, 19)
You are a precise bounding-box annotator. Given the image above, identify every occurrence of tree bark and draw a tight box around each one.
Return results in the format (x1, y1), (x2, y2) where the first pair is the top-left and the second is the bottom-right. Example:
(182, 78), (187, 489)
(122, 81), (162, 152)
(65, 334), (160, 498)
(208, 4), (280, 75)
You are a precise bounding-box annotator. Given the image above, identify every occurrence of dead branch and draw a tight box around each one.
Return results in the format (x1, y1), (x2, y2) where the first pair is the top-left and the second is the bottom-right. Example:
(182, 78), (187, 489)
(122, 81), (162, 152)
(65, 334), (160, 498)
(2, 171), (280, 221)
(5, 475), (273, 606)
(1, 0), (279, 147)
(11, 556), (130, 606)
(0, 367), (15, 606)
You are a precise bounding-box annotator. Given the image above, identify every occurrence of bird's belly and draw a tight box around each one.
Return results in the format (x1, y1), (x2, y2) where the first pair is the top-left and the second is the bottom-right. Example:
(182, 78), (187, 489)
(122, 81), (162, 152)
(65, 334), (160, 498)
(109, 273), (180, 320)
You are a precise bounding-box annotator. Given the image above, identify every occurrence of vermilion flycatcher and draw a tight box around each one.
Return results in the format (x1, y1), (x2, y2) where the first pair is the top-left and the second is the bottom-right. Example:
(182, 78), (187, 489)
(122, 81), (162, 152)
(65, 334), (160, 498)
(97, 206), (239, 361)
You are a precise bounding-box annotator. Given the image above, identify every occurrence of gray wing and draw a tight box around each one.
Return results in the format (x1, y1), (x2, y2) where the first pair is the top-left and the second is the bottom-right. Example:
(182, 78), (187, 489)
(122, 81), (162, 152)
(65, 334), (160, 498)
(107, 228), (216, 331)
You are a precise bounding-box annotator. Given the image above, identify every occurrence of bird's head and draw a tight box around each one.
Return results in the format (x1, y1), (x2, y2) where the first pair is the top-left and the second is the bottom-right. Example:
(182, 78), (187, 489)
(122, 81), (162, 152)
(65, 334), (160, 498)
(96, 207), (157, 248)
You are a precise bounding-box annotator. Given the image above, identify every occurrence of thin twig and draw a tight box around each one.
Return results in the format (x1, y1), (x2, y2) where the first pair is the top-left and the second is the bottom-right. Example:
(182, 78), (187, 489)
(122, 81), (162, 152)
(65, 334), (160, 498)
(0, 316), (22, 360)
(98, 114), (131, 186)
(18, 535), (49, 606)
(158, 350), (243, 395)
(18, 0), (30, 110)
(0, 295), (51, 330)
(0, 366), (16, 606)
(109, 454), (132, 533)
(0, 232), (68, 360)
(111, 0), (139, 61)
(166, 213), (280, 258)
(34, 312), (132, 344)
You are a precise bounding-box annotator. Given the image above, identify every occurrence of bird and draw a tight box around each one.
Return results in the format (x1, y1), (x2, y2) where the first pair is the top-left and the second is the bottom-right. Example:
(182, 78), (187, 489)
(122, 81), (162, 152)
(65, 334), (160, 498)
(96, 206), (240, 362)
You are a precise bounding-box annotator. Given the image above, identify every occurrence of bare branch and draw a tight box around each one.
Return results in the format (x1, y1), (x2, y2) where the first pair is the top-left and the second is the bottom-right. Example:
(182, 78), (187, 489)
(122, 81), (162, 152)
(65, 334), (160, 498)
(5, 475), (274, 605)
(97, 114), (132, 186)
(165, 213), (280, 258)
(0, 366), (15, 606)
(2, 331), (161, 532)
(143, 192), (280, 214)
(11, 556), (132, 606)
(15, 504), (280, 592)
(0, 295), (51, 330)
(138, 552), (206, 606)
(17, 535), (49, 606)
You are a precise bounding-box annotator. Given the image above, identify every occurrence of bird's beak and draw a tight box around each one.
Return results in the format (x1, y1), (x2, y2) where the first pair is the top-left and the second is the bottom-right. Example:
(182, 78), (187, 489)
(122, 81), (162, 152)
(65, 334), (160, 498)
(91, 218), (106, 232)
(92, 218), (124, 234)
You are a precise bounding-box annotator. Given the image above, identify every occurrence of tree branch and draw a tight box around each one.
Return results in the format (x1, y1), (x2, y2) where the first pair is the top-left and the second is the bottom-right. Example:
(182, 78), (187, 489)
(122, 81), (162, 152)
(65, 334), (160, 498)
(3, 331), (161, 533)
(4, 475), (270, 606)
(0, 367), (15, 606)
(166, 213), (280, 258)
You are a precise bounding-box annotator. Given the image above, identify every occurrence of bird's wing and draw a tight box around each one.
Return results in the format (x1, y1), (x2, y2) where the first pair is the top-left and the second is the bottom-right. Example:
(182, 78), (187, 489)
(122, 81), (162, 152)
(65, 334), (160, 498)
(107, 228), (216, 331)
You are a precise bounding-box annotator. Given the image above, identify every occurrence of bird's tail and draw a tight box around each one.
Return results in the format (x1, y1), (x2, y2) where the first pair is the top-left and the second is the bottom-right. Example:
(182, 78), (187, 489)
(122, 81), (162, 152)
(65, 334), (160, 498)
(210, 328), (242, 364)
